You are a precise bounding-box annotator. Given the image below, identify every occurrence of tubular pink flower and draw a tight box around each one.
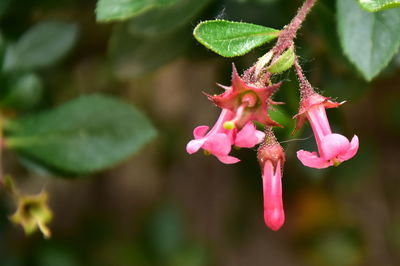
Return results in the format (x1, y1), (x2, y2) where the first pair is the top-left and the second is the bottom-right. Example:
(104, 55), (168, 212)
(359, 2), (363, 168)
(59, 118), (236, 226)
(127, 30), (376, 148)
(257, 131), (285, 231)
(295, 93), (359, 168)
(186, 109), (265, 164)
(262, 160), (285, 231)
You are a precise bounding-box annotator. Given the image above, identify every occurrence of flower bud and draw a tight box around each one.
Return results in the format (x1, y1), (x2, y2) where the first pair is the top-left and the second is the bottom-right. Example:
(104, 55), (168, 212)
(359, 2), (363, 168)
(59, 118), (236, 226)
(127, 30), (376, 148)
(257, 129), (285, 231)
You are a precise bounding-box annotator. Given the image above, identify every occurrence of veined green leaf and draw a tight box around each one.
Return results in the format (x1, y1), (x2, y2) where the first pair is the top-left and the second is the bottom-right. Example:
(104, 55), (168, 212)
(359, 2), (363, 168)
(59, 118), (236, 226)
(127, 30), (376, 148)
(193, 20), (280, 57)
(5, 94), (156, 175)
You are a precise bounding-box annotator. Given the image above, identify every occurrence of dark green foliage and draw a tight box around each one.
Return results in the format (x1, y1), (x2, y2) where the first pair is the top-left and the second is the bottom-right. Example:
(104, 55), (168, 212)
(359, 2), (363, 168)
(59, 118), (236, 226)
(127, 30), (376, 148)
(5, 95), (157, 174)
(337, 0), (400, 80)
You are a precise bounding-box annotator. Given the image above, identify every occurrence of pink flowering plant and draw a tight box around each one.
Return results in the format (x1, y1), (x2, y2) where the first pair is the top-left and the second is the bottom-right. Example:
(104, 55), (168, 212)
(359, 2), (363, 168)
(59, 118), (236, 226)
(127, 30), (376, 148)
(0, 0), (397, 251)
(186, 0), (361, 231)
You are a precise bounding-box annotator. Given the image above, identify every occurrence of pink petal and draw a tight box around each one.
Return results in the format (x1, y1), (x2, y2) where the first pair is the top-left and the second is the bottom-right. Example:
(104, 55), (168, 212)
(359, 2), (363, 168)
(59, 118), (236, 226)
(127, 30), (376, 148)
(203, 133), (232, 156)
(263, 160), (285, 231)
(193, 126), (209, 139)
(338, 135), (359, 161)
(307, 105), (332, 144)
(297, 150), (332, 169)
(216, 155), (240, 164)
(235, 122), (264, 148)
(320, 133), (350, 160)
(186, 139), (206, 154)
(255, 130), (265, 144)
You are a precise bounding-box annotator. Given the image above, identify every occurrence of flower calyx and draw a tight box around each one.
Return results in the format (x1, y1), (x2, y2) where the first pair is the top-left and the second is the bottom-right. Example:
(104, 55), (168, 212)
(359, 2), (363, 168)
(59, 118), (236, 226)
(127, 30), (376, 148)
(208, 64), (282, 129)
(293, 91), (342, 135)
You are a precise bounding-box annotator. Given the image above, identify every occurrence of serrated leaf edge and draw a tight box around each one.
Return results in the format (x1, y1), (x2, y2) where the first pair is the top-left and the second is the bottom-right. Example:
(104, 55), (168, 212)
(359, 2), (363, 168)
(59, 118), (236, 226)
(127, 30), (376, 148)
(193, 19), (280, 57)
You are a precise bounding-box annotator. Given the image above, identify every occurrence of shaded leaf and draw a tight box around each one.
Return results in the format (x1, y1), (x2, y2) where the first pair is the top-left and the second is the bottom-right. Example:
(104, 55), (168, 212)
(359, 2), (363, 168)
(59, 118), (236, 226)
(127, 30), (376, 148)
(358, 0), (400, 12)
(96, 0), (178, 22)
(109, 24), (189, 79)
(3, 21), (78, 71)
(337, 0), (400, 80)
(127, 0), (212, 37)
(5, 94), (156, 175)
(193, 20), (280, 57)
(0, 72), (43, 110)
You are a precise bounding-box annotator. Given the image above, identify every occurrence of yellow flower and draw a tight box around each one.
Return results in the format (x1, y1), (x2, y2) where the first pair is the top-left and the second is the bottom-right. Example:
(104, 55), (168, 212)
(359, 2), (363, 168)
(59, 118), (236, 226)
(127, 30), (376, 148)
(10, 190), (52, 238)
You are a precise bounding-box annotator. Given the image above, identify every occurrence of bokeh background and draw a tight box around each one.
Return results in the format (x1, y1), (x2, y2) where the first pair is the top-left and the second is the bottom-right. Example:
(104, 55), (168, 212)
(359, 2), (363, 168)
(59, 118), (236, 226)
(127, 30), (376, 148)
(1, 0), (400, 265)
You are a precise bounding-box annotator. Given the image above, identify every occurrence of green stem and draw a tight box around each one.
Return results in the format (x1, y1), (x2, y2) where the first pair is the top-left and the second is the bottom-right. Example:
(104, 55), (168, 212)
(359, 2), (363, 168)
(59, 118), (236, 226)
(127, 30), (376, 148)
(0, 113), (3, 186)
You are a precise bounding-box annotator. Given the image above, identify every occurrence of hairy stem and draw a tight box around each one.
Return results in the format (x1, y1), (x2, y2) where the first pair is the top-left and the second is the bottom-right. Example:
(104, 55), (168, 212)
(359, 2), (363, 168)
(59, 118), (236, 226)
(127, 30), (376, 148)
(249, 0), (318, 83)
(272, 0), (318, 57)
(294, 58), (314, 98)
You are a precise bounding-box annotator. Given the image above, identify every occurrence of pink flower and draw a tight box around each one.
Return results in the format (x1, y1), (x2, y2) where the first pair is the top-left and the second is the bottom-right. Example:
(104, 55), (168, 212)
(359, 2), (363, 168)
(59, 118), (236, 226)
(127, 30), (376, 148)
(208, 64), (282, 129)
(234, 122), (266, 148)
(258, 132), (285, 231)
(295, 93), (359, 169)
(262, 160), (284, 231)
(186, 109), (265, 164)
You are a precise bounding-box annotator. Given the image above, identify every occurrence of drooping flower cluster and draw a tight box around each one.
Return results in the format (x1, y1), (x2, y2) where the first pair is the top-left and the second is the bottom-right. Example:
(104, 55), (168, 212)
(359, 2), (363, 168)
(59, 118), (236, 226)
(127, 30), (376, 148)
(186, 65), (280, 163)
(186, 63), (359, 231)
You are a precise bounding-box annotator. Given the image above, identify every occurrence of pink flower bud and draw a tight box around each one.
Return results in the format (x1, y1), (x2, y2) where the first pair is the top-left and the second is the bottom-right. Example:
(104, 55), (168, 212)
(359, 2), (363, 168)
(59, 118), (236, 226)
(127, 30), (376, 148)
(257, 131), (285, 230)
(262, 160), (284, 231)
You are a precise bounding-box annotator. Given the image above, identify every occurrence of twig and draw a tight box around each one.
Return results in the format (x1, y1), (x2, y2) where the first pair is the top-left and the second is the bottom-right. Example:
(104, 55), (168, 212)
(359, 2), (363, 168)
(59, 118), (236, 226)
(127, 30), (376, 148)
(272, 0), (318, 58)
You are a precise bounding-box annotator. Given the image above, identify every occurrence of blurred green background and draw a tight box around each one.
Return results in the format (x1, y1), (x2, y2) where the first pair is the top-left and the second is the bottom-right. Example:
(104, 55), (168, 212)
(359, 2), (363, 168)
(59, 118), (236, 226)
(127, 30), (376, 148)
(1, 0), (400, 265)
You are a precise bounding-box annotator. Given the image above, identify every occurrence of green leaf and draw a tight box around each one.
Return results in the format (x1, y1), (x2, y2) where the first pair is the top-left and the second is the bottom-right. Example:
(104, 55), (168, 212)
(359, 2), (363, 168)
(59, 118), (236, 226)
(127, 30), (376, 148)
(193, 20), (280, 57)
(0, 72), (43, 110)
(337, 0), (400, 81)
(358, 0), (400, 12)
(267, 46), (295, 73)
(3, 21), (78, 72)
(127, 0), (211, 37)
(108, 0), (210, 79)
(96, 0), (178, 22)
(4, 94), (156, 175)
(109, 24), (189, 79)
